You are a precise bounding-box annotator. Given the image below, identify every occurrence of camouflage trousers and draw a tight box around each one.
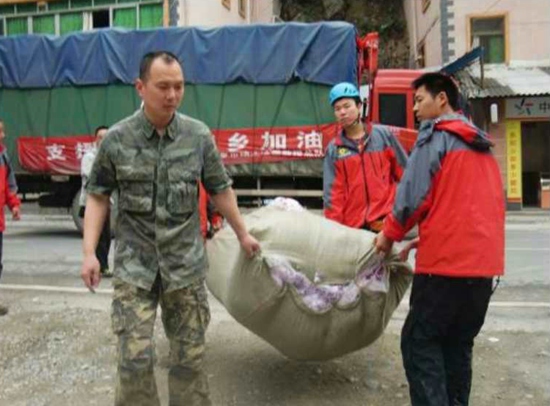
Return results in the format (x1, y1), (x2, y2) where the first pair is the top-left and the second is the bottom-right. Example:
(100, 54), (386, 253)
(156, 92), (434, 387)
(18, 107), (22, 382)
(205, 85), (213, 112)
(111, 277), (211, 406)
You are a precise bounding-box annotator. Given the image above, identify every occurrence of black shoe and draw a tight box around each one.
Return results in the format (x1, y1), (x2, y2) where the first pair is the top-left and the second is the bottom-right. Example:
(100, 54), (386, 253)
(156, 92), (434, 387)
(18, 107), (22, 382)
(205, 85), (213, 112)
(101, 268), (114, 278)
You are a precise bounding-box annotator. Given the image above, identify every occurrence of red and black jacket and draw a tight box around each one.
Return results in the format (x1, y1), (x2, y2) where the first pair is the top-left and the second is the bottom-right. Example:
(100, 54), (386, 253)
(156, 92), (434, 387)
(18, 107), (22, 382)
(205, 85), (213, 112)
(323, 124), (407, 229)
(0, 145), (21, 232)
(383, 114), (505, 277)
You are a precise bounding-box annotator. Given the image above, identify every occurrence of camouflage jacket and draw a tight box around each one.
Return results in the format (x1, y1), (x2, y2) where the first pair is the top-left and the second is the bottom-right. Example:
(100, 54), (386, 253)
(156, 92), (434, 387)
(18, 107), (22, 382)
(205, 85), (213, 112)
(87, 110), (232, 292)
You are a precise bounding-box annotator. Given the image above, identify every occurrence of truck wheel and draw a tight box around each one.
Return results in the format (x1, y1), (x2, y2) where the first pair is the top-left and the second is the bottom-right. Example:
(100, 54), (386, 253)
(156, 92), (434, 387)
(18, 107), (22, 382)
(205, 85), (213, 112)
(72, 190), (118, 237)
(71, 190), (84, 234)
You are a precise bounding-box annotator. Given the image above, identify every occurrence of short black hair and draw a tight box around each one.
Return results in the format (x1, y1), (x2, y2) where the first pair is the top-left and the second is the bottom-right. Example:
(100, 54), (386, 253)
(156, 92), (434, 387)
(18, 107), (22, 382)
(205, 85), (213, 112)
(412, 72), (459, 111)
(94, 125), (108, 137)
(139, 51), (180, 81)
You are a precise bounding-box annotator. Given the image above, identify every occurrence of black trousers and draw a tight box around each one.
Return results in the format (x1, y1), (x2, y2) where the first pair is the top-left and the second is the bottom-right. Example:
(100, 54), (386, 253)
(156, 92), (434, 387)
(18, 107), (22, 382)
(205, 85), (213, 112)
(401, 274), (493, 406)
(80, 207), (111, 271)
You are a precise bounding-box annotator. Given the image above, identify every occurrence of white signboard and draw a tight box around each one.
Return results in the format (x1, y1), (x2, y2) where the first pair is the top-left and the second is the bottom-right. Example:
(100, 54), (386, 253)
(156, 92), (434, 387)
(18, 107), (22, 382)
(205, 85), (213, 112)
(506, 97), (550, 119)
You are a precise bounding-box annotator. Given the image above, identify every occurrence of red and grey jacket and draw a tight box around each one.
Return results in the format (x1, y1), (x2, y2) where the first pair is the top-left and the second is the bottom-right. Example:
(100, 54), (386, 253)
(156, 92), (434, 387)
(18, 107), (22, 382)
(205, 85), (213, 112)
(383, 114), (505, 277)
(0, 145), (21, 232)
(323, 124), (407, 229)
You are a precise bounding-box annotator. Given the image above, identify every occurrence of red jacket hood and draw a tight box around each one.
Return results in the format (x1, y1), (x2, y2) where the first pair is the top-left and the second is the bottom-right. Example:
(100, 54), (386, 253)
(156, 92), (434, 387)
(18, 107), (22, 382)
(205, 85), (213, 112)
(416, 115), (494, 151)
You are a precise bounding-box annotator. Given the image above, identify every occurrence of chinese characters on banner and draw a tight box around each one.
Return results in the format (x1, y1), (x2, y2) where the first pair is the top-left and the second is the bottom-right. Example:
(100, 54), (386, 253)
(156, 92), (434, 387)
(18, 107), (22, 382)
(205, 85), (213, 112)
(17, 136), (96, 174)
(17, 124), (340, 173)
(216, 124), (337, 164)
(505, 120), (522, 203)
(17, 123), (417, 174)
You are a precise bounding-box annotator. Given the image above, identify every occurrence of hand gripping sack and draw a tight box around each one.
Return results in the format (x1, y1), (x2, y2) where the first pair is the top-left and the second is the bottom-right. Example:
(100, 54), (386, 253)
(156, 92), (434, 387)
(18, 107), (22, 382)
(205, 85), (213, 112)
(206, 206), (412, 361)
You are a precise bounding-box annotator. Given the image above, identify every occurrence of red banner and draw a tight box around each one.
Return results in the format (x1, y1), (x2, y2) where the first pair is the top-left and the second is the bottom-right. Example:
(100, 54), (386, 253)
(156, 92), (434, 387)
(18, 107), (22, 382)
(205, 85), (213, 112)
(17, 124), (416, 175)
(214, 123), (339, 165)
(17, 135), (96, 175)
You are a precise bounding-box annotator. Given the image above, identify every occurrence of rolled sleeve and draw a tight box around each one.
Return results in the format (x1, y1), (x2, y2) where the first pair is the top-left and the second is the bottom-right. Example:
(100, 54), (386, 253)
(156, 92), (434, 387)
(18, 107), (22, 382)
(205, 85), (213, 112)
(87, 137), (117, 196)
(201, 130), (232, 195)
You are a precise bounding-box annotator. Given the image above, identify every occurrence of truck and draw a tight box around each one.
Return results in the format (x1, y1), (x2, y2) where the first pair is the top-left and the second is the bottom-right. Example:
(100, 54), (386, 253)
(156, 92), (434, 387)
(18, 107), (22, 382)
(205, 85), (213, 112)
(0, 22), (421, 231)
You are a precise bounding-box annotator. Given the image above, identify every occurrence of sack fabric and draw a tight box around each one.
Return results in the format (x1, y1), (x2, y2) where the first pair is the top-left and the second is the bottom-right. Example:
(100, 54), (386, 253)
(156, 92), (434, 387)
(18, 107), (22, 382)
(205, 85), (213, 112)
(206, 206), (412, 361)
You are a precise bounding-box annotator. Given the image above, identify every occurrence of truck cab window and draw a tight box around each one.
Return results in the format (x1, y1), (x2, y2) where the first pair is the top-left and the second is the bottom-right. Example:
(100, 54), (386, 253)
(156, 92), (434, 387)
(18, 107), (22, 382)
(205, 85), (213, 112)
(379, 93), (407, 128)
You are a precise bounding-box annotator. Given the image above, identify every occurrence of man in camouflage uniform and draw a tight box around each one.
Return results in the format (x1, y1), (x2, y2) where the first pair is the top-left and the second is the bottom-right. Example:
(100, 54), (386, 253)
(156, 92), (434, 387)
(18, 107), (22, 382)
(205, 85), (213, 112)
(81, 51), (260, 406)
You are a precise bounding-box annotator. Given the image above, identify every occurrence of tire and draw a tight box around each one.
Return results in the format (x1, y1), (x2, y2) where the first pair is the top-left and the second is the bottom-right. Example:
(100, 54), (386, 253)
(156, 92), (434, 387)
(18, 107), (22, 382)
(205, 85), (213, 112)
(72, 189), (118, 237)
(71, 189), (84, 234)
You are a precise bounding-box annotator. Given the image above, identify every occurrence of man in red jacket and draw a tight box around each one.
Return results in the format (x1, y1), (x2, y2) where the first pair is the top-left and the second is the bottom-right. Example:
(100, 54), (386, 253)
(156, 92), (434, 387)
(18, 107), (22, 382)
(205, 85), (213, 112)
(375, 73), (505, 406)
(0, 119), (21, 316)
(323, 82), (407, 232)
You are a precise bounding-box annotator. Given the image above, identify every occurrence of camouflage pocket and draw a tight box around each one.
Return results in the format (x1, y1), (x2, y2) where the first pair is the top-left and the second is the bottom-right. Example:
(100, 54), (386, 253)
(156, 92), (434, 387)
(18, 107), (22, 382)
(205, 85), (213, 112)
(111, 279), (158, 337)
(116, 165), (155, 213)
(167, 166), (198, 215)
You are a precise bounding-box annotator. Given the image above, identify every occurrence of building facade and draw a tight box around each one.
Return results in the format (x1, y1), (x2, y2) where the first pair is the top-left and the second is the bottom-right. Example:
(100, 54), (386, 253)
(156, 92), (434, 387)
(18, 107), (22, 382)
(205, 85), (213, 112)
(0, 0), (279, 36)
(177, 0), (279, 26)
(403, 0), (550, 210)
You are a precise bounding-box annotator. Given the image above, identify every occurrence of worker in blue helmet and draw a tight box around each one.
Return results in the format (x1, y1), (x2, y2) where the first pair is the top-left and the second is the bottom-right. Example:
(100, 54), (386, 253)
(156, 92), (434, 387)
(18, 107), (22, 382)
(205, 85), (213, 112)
(323, 82), (408, 232)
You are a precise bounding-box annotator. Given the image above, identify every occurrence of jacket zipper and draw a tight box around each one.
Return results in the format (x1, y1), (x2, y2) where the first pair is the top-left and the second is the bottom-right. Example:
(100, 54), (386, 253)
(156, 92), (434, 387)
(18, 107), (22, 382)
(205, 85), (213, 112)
(360, 149), (370, 226)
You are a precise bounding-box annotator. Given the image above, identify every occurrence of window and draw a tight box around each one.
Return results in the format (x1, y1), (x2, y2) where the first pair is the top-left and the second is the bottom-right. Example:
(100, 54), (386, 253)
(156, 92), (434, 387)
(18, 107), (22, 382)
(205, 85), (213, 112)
(0, 5), (15, 16)
(140, 3), (163, 29)
(222, 0), (230, 10)
(16, 2), (37, 14)
(113, 7), (136, 28)
(92, 9), (110, 28)
(71, 0), (93, 9)
(470, 16), (506, 64)
(2, 1), (162, 36)
(6, 17), (29, 35)
(33, 14), (55, 34)
(422, 0), (430, 13)
(60, 12), (83, 35)
(378, 94), (407, 128)
(49, 1), (70, 12)
(238, 0), (246, 18)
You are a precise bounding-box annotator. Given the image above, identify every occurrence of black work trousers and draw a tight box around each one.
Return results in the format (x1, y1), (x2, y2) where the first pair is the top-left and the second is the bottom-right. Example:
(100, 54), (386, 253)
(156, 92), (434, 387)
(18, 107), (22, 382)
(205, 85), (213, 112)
(401, 273), (493, 406)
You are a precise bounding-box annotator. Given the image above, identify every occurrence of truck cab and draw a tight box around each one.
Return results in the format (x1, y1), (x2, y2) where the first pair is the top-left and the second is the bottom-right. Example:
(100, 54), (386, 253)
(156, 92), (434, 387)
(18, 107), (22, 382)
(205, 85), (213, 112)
(360, 69), (422, 153)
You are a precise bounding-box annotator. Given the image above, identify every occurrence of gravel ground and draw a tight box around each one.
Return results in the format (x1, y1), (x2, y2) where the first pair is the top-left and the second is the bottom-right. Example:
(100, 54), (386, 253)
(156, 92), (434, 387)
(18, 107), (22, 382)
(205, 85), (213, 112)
(1, 288), (549, 406)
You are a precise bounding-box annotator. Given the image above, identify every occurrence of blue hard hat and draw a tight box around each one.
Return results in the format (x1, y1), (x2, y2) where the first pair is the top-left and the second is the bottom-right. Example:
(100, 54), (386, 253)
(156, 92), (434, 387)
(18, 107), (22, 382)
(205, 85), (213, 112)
(329, 82), (360, 106)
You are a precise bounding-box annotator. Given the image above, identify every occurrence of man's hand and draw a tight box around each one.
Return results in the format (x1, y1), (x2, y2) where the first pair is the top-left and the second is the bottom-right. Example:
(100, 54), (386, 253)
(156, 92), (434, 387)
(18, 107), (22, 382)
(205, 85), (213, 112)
(12, 206), (21, 221)
(374, 231), (394, 257)
(398, 237), (419, 262)
(81, 254), (101, 293)
(238, 233), (261, 258)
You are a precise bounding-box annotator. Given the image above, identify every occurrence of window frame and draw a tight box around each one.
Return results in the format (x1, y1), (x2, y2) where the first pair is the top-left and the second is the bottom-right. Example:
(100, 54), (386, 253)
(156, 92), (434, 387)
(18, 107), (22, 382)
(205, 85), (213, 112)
(467, 12), (509, 64)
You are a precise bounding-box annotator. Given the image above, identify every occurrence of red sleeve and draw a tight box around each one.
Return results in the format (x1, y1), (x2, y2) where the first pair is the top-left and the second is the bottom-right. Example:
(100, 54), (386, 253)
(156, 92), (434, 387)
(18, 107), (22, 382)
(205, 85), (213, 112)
(323, 145), (346, 223)
(198, 183), (208, 238)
